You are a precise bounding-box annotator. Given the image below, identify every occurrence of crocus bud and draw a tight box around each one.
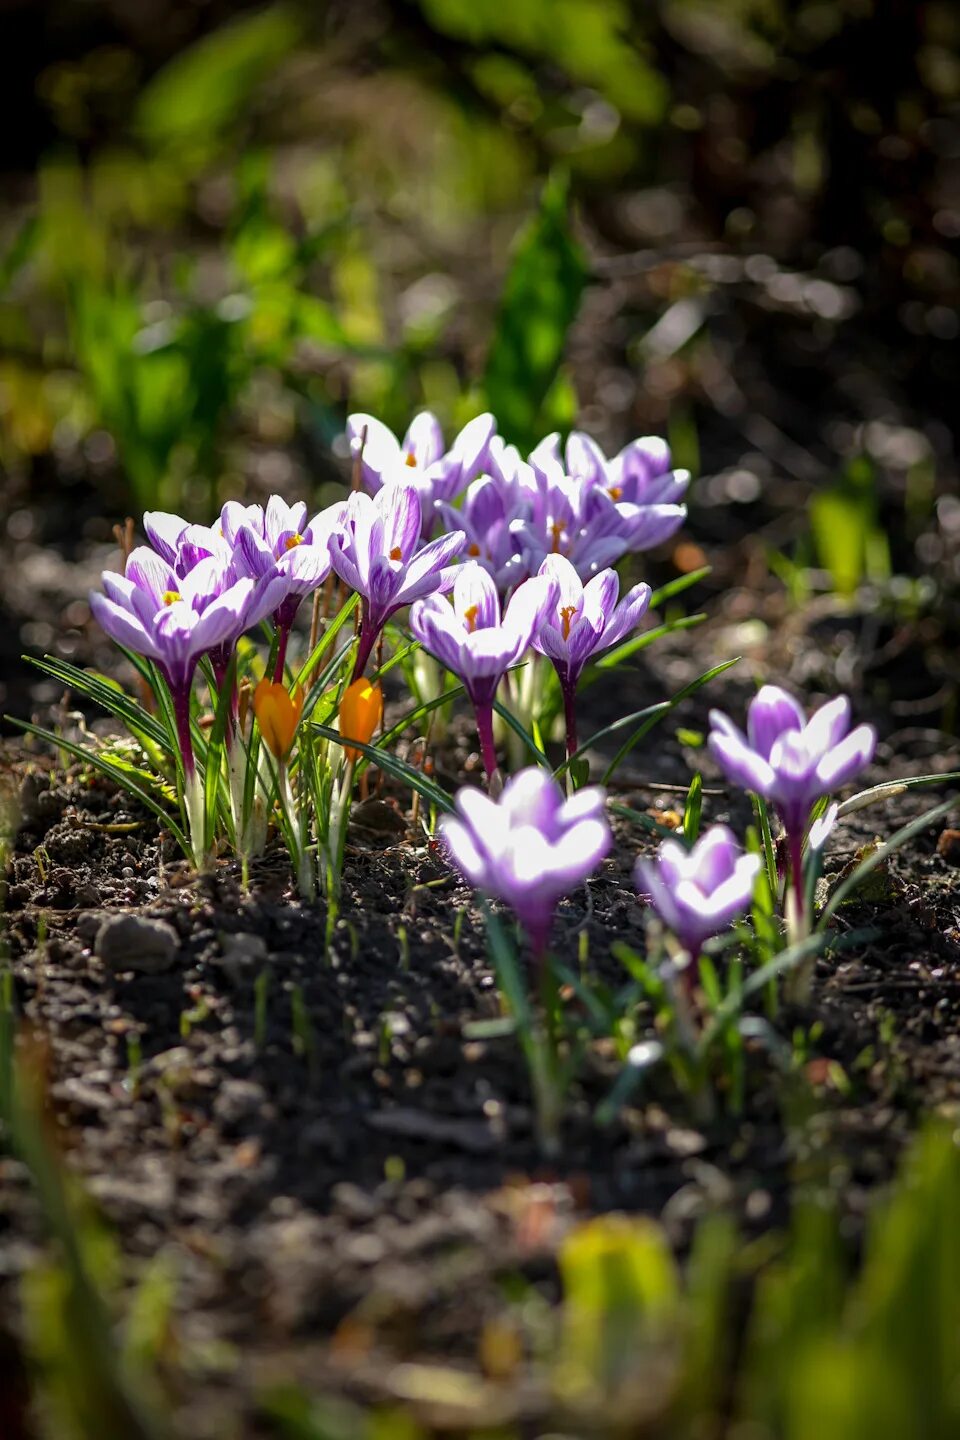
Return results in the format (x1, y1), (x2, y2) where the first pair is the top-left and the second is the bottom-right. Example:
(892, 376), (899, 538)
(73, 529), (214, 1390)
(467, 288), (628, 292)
(339, 678), (383, 763)
(254, 679), (303, 759)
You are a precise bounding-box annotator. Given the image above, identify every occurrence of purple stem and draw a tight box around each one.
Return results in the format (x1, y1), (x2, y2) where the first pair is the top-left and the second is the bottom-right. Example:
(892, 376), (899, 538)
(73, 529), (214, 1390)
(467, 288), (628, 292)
(787, 828), (805, 927)
(172, 683), (196, 781)
(561, 678), (579, 762)
(351, 614), (380, 681)
(474, 702), (499, 781)
(212, 652), (238, 739)
(273, 626), (290, 684)
(526, 914), (551, 968)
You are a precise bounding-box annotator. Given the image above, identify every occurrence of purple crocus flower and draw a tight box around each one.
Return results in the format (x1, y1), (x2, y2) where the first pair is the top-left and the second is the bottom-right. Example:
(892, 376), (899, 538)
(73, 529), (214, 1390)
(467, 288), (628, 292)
(347, 410), (496, 531)
(228, 495), (339, 680)
(514, 430), (688, 575)
(564, 431), (689, 512)
(708, 687), (876, 838)
(142, 511), (234, 580)
(635, 825), (761, 962)
(409, 561), (557, 780)
(143, 509), (189, 566)
(90, 547), (283, 758)
(437, 476), (528, 591)
(328, 482), (466, 680)
(509, 462), (632, 581)
(708, 686), (876, 930)
(532, 554), (652, 759)
(441, 767), (612, 958)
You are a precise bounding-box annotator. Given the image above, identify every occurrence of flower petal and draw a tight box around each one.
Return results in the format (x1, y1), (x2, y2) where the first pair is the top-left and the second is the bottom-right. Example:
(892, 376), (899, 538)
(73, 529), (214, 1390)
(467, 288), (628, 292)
(747, 686), (806, 760)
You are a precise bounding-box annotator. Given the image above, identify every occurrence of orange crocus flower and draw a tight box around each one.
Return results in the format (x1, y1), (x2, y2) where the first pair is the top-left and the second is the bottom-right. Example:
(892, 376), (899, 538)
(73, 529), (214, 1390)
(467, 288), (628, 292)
(254, 679), (303, 759)
(339, 679), (383, 763)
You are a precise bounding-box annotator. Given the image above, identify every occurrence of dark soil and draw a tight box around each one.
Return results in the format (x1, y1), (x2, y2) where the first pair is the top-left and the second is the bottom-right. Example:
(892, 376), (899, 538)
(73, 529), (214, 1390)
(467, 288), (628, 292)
(2, 472), (959, 1434)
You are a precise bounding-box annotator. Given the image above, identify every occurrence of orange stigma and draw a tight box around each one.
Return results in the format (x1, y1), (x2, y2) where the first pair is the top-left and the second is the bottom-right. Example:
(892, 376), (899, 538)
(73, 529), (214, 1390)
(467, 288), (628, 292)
(404, 452), (417, 467)
(284, 534), (303, 551)
(468, 542), (481, 557)
(389, 545), (403, 560)
(550, 521), (564, 554)
(463, 604), (479, 633)
(560, 604), (577, 640)
(608, 485), (623, 501)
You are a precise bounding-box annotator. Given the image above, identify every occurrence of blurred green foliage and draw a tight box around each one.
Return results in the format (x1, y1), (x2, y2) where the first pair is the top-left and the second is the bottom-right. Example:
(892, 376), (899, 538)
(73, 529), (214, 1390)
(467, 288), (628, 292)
(1, 0), (957, 547)
(482, 170), (585, 449)
(810, 455), (891, 597)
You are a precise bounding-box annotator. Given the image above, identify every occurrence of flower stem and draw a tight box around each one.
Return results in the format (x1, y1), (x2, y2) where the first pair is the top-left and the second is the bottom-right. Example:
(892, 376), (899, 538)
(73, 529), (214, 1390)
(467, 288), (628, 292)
(785, 827), (814, 1002)
(273, 626), (290, 684)
(561, 680), (579, 765)
(173, 683), (206, 867)
(173, 684), (196, 782)
(351, 612), (379, 681)
(788, 829), (806, 933)
(474, 702), (499, 782)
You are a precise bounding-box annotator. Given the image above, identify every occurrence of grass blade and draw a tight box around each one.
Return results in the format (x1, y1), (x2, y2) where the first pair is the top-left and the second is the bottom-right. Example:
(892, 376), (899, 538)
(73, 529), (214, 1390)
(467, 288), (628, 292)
(586, 613), (707, 681)
(311, 722), (454, 813)
(7, 716), (190, 854)
(601, 657), (740, 786)
(817, 797), (955, 929)
(23, 654), (170, 750)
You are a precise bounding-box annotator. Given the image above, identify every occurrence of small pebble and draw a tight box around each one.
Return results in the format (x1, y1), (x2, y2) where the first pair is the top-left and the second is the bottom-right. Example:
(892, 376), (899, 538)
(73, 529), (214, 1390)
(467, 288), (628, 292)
(94, 914), (179, 975)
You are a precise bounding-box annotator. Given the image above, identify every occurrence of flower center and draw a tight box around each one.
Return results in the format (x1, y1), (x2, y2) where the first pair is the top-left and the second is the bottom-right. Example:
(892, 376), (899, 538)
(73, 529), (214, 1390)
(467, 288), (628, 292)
(608, 485), (623, 501)
(389, 545), (403, 561)
(404, 452), (417, 468)
(463, 604), (479, 633)
(560, 604), (577, 640)
(284, 534), (303, 551)
(162, 590), (182, 606)
(468, 542), (481, 557)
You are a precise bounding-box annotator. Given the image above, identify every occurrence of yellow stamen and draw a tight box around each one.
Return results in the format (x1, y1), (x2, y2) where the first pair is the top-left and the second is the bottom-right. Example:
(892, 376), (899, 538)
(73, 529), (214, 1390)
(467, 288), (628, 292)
(389, 545), (403, 561)
(560, 604), (577, 640)
(162, 590), (182, 606)
(253, 679), (303, 759)
(340, 679), (383, 763)
(284, 534), (303, 551)
(463, 604), (479, 633)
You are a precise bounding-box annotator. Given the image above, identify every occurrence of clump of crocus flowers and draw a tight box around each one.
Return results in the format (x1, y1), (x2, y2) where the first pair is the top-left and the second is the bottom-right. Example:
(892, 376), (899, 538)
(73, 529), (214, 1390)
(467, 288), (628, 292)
(65, 405), (913, 1150)
(83, 409), (886, 1036)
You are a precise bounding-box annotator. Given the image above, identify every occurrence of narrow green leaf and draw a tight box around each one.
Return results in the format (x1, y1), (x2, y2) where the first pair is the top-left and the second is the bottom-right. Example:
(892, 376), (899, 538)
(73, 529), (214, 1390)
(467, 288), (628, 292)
(683, 773), (703, 846)
(601, 657), (740, 785)
(648, 567), (712, 609)
(818, 798), (955, 928)
(23, 655), (170, 749)
(587, 613), (707, 680)
(7, 717), (189, 854)
(493, 698), (551, 769)
(311, 722), (454, 813)
(838, 771), (960, 818)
